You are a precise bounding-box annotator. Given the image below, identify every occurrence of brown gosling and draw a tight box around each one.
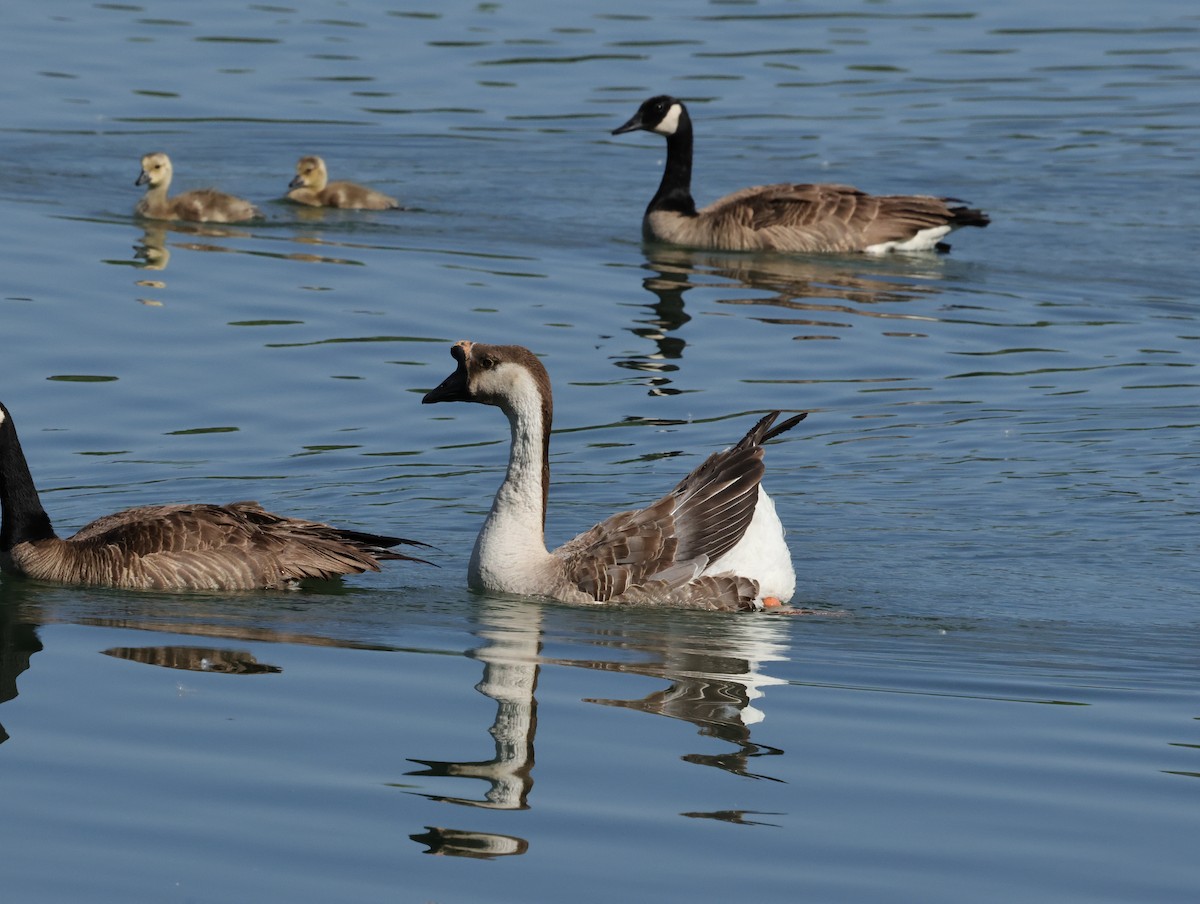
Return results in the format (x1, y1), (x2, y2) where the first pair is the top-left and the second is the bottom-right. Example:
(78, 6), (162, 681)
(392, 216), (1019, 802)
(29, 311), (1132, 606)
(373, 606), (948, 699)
(134, 152), (260, 224)
(287, 155), (399, 210)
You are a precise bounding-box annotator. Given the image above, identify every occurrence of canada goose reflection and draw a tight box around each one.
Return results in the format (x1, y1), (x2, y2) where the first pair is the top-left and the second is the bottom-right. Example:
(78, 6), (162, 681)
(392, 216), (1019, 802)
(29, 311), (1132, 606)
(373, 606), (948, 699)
(0, 597), (42, 747)
(614, 259), (693, 393)
(101, 645), (282, 674)
(409, 827), (529, 860)
(616, 247), (948, 389)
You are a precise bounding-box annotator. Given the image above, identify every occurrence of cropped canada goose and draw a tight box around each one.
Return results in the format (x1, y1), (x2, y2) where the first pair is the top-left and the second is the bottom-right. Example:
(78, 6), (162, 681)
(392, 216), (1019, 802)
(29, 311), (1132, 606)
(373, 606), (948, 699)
(134, 152), (260, 223)
(287, 155), (399, 210)
(0, 401), (430, 591)
(423, 341), (805, 611)
(612, 95), (989, 254)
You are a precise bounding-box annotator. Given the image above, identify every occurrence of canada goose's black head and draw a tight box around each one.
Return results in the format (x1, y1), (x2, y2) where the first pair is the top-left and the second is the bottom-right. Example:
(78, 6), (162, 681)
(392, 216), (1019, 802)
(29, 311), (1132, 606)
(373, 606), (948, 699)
(423, 341), (552, 420)
(290, 155), (328, 190)
(136, 152), (172, 188)
(612, 95), (688, 138)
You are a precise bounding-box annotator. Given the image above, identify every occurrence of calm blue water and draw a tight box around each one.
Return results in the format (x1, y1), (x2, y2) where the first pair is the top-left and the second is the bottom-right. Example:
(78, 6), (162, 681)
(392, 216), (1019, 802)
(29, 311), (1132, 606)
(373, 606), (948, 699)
(1, 1), (1198, 901)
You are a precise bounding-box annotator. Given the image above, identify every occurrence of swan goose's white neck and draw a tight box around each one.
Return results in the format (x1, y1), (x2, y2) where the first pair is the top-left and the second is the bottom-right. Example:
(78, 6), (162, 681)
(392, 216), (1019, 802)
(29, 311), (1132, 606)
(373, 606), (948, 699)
(423, 342), (558, 594)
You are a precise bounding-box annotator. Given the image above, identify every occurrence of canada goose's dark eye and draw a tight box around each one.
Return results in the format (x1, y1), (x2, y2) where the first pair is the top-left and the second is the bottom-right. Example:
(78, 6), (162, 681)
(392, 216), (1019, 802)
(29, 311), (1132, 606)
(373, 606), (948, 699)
(480, 356), (496, 370)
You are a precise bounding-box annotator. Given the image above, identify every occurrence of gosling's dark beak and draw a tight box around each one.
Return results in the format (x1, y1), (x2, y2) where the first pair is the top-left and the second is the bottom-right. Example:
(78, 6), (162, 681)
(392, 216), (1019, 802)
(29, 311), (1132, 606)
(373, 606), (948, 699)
(135, 170), (150, 186)
(288, 174), (304, 189)
(422, 343), (473, 404)
(611, 111), (645, 136)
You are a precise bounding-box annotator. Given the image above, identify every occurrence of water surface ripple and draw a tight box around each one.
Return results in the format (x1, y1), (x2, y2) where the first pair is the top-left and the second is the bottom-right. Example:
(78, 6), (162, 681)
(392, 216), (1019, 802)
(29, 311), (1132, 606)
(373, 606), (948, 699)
(1, 1), (1197, 902)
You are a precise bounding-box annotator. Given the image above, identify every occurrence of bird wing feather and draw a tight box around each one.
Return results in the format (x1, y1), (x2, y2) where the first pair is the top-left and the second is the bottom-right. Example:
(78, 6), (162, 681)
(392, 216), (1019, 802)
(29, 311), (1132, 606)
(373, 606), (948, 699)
(552, 415), (800, 604)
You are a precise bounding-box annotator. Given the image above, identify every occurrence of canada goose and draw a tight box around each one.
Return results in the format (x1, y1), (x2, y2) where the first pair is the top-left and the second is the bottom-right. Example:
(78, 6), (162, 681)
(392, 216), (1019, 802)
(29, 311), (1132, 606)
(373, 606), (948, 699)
(287, 155), (400, 210)
(612, 95), (989, 254)
(423, 341), (805, 611)
(134, 152), (260, 223)
(0, 401), (430, 591)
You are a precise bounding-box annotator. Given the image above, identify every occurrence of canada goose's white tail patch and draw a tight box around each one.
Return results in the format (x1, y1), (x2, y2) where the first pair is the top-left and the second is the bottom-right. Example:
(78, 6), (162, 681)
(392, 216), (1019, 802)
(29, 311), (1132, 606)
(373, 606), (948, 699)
(865, 224), (952, 255)
(655, 102), (684, 137)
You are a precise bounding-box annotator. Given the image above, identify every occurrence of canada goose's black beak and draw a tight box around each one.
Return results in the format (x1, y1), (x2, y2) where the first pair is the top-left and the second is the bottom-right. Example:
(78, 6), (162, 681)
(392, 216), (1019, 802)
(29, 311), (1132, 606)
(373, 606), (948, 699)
(135, 170), (150, 186)
(423, 344), (472, 404)
(288, 174), (304, 189)
(611, 111), (645, 136)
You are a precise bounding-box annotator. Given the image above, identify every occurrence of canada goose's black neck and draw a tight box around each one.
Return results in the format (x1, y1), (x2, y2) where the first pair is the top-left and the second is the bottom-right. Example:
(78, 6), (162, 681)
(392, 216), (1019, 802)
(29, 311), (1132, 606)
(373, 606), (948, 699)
(0, 410), (57, 551)
(648, 110), (698, 219)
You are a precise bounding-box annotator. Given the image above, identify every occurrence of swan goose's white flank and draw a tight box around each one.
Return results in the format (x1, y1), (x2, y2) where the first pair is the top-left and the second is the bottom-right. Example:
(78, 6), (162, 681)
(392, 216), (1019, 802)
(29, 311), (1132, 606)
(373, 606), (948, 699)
(0, 401), (430, 591)
(422, 341), (805, 611)
(612, 95), (990, 254)
(135, 152), (261, 224)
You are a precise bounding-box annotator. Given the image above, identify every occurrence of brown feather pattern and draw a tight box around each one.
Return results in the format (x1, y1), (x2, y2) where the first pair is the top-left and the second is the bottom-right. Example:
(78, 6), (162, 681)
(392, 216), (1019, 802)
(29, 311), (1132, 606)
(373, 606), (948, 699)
(614, 95), (988, 254)
(554, 411), (806, 607)
(1, 402), (428, 591)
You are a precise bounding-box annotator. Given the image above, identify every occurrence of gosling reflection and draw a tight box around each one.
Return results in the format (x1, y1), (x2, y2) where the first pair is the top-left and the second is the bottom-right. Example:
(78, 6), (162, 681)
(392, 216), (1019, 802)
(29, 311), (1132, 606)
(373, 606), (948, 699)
(133, 223), (170, 271)
(578, 614), (790, 781)
(132, 222), (255, 273)
(617, 247), (949, 389)
(407, 602), (541, 811)
(100, 645), (282, 675)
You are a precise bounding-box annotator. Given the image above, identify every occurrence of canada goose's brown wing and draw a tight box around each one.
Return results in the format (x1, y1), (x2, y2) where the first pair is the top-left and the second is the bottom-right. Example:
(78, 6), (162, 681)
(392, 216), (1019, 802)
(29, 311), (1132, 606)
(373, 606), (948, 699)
(700, 183), (981, 252)
(51, 501), (424, 590)
(553, 413), (806, 602)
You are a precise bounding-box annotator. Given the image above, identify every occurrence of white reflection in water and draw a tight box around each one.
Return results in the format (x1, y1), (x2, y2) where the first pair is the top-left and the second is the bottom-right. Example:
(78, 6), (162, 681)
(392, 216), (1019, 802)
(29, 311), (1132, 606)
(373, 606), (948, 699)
(405, 597), (796, 855)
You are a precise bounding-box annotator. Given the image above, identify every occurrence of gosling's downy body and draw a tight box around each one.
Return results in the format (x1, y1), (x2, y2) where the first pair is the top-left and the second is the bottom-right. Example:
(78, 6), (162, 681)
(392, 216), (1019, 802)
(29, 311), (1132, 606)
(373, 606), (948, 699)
(423, 341), (805, 611)
(134, 152), (260, 224)
(612, 95), (989, 254)
(287, 155), (399, 210)
(0, 401), (430, 591)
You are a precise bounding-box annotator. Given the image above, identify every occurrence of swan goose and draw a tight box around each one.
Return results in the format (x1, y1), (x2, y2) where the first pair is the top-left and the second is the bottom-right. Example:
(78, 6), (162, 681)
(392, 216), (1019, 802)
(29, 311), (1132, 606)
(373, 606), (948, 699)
(422, 341), (805, 611)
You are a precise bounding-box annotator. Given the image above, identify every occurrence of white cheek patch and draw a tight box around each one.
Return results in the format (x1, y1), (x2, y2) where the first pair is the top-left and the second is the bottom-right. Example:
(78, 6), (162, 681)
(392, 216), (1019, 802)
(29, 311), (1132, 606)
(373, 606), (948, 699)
(655, 103), (683, 136)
